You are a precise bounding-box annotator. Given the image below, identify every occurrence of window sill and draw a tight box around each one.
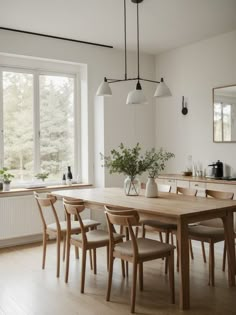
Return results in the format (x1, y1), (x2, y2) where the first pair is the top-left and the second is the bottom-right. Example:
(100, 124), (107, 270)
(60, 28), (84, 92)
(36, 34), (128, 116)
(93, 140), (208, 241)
(0, 183), (92, 197)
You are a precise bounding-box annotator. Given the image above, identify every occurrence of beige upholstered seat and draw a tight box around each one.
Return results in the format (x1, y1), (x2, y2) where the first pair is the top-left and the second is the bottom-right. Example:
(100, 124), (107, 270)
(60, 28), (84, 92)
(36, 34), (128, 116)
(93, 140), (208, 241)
(47, 219), (99, 232)
(188, 189), (234, 286)
(105, 207), (175, 313)
(71, 229), (122, 244)
(114, 238), (174, 258)
(63, 199), (124, 293)
(34, 192), (100, 278)
(141, 219), (176, 230)
(188, 225), (225, 240)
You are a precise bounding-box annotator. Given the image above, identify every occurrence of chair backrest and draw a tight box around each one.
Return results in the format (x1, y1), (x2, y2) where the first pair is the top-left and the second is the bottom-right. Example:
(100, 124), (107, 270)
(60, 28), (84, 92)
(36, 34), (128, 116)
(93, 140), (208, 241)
(177, 187), (197, 196)
(205, 189), (234, 200)
(104, 205), (134, 211)
(201, 189), (234, 227)
(63, 199), (86, 242)
(63, 197), (84, 204)
(105, 208), (140, 257)
(34, 191), (59, 231)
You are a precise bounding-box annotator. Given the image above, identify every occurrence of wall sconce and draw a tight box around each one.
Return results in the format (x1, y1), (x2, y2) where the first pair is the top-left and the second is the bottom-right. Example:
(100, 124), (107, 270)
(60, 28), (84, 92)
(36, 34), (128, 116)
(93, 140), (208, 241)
(182, 96), (188, 115)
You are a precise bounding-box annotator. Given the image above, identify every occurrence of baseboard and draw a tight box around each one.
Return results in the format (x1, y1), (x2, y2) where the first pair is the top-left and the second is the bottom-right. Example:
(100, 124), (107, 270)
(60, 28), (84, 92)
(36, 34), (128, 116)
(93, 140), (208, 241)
(0, 234), (43, 248)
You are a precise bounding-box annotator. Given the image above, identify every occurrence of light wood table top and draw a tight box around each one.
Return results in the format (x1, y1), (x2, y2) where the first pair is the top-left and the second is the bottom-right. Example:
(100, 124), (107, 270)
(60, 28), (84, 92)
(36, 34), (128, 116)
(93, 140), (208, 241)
(54, 187), (236, 221)
(54, 187), (236, 311)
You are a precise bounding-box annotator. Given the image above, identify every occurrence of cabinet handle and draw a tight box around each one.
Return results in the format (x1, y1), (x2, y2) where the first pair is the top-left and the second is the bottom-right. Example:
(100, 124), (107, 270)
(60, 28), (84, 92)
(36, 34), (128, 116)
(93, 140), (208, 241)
(195, 184), (199, 186)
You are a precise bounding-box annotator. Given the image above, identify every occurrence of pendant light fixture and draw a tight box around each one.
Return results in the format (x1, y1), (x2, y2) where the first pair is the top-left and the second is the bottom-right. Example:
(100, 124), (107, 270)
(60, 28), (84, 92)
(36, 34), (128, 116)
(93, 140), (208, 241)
(96, 0), (171, 104)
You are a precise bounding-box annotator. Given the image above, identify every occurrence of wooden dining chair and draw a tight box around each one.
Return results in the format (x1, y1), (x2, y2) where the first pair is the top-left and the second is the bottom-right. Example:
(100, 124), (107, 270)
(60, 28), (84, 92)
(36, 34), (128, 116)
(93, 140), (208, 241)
(34, 192), (100, 278)
(141, 183), (172, 242)
(188, 189), (234, 286)
(104, 205), (135, 276)
(63, 199), (124, 293)
(105, 208), (175, 313)
(141, 186), (197, 272)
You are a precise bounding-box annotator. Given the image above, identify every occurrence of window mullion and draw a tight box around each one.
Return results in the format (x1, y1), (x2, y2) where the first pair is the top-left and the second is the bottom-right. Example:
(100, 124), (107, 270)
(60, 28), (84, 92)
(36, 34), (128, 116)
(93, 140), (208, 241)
(74, 74), (80, 181)
(33, 72), (40, 174)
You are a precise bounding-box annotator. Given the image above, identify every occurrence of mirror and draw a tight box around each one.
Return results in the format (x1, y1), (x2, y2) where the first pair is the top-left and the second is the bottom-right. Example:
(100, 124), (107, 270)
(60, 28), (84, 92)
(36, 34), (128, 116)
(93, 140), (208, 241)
(213, 84), (236, 142)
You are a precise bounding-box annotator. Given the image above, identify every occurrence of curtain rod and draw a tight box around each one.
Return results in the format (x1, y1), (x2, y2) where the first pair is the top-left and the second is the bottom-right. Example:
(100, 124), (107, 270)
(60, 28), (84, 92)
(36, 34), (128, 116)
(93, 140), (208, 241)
(0, 27), (113, 49)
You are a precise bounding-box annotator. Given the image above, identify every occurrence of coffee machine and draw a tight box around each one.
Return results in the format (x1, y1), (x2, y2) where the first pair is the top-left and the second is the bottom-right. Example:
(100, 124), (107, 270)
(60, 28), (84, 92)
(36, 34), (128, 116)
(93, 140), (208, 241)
(208, 160), (223, 178)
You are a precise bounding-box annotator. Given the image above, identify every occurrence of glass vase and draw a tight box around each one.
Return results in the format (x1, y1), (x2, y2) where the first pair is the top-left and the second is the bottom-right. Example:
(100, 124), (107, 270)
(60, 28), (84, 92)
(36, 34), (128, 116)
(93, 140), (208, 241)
(124, 176), (141, 196)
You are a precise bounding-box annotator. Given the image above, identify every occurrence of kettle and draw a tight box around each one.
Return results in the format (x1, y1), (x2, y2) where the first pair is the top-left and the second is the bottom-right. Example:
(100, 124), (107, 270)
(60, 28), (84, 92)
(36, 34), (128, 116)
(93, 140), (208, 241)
(208, 160), (223, 178)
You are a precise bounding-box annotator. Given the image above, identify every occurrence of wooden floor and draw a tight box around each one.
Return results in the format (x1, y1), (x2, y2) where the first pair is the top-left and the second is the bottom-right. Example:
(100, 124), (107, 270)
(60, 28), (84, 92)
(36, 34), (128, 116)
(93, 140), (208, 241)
(0, 235), (235, 315)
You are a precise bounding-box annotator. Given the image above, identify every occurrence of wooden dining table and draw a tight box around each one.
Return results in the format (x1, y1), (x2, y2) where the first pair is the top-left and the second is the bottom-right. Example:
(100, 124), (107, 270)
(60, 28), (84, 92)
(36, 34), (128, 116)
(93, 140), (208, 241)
(53, 187), (236, 310)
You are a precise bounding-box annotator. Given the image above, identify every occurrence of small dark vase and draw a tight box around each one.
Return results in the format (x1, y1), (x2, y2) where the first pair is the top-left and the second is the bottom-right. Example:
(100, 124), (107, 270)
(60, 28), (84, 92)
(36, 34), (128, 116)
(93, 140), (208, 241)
(67, 166), (73, 184)
(0, 182), (3, 191)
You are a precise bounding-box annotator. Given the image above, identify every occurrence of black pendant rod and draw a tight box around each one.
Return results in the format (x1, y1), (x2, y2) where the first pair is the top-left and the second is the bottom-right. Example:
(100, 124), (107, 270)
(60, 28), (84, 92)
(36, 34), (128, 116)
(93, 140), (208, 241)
(103, 0), (161, 85)
(0, 26), (113, 49)
(124, 0), (128, 80)
(136, 1), (140, 80)
(107, 77), (160, 84)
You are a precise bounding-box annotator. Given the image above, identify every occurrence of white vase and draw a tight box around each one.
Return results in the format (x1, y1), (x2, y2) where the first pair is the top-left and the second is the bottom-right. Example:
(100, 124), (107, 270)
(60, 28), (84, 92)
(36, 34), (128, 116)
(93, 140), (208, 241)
(3, 182), (10, 191)
(124, 176), (141, 196)
(145, 177), (158, 198)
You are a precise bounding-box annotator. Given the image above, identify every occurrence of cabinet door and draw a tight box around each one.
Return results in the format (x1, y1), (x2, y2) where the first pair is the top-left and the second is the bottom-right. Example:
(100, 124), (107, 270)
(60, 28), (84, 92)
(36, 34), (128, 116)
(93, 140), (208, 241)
(156, 178), (176, 193)
(176, 180), (190, 189)
(190, 181), (206, 197)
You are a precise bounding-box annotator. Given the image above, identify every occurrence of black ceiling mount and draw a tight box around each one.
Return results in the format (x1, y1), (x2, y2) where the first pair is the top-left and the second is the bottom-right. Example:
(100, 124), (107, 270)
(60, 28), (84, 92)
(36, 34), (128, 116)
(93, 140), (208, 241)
(131, 0), (143, 3)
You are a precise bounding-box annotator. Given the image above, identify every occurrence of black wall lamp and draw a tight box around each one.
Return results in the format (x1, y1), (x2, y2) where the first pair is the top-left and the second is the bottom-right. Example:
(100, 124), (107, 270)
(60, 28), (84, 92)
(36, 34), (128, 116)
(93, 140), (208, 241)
(182, 96), (188, 115)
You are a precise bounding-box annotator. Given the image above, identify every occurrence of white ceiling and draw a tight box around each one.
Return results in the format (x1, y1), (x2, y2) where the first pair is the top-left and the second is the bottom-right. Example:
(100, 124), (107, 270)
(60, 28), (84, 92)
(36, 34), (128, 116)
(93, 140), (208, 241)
(1, 0), (236, 55)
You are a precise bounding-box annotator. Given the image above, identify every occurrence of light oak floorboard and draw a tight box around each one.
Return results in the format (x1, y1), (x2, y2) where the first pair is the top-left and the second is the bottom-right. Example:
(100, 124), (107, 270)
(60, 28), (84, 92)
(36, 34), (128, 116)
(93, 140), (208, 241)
(0, 234), (235, 315)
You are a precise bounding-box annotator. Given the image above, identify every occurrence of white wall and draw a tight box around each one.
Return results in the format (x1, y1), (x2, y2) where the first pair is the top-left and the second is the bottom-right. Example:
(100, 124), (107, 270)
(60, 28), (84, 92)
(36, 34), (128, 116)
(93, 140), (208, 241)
(0, 29), (156, 187)
(155, 30), (236, 177)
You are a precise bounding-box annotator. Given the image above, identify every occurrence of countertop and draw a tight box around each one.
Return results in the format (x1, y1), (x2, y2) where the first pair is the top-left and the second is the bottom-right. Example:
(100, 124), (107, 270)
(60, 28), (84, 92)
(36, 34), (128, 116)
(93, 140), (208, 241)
(158, 174), (236, 185)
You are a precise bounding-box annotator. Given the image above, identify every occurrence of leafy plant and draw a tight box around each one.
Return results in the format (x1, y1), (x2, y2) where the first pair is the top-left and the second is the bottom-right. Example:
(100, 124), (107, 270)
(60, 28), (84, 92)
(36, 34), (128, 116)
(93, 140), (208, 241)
(100, 143), (174, 179)
(35, 172), (49, 181)
(0, 167), (14, 183)
(145, 148), (175, 178)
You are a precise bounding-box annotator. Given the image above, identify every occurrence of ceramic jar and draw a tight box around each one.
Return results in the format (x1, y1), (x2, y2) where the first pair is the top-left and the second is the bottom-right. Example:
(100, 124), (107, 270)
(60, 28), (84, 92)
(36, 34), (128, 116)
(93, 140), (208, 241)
(145, 177), (158, 198)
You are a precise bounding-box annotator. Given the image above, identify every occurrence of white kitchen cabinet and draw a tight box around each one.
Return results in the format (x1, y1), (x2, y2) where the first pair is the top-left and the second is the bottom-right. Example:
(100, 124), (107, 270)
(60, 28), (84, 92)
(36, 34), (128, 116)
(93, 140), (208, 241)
(190, 181), (206, 197)
(176, 180), (190, 189)
(156, 178), (176, 193)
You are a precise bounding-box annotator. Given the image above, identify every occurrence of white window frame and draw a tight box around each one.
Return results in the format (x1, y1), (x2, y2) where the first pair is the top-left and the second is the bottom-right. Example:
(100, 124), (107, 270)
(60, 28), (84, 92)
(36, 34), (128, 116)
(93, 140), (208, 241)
(0, 65), (80, 184)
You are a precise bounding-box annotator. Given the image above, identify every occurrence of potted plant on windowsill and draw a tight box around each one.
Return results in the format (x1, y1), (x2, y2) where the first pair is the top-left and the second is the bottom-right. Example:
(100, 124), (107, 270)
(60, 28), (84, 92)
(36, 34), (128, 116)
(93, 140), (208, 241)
(35, 172), (49, 182)
(145, 148), (175, 197)
(0, 168), (14, 191)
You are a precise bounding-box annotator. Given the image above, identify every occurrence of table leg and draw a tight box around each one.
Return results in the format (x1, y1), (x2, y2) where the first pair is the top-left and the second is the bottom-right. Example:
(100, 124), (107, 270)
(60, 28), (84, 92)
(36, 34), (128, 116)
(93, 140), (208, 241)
(222, 211), (236, 286)
(177, 218), (190, 310)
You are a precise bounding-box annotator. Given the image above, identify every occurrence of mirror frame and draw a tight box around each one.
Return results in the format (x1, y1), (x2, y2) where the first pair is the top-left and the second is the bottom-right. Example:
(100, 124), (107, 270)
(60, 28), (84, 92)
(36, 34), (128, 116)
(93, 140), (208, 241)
(213, 84), (236, 143)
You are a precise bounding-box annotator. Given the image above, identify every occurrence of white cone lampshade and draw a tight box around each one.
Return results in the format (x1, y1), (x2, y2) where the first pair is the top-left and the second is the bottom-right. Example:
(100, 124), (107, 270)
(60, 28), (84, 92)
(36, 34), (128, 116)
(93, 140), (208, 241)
(126, 81), (147, 105)
(96, 78), (112, 96)
(154, 78), (172, 97)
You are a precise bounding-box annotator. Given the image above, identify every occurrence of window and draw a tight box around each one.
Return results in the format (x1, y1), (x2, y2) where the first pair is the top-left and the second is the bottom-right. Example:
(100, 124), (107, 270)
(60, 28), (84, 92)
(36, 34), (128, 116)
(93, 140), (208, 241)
(214, 102), (232, 142)
(0, 68), (78, 184)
